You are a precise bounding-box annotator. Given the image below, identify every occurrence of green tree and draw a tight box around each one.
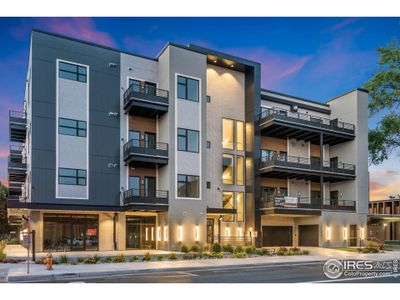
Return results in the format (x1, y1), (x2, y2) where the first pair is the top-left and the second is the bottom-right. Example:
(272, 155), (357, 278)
(364, 39), (400, 165)
(0, 181), (9, 239)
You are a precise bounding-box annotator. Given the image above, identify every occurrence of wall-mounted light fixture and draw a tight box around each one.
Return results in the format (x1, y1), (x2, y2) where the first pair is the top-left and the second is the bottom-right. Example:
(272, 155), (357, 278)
(326, 226), (331, 241)
(151, 227), (154, 241)
(157, 226), (161, 242)
(195, 226), (199, 241)
(343, 227), (348, 240)
(360, 227), (365, 240)
(163, 225), (168, 241)
(237, 227), (242, 237)
(145, 227), (149, 241)
(225, 227), (230, 237)
(178, 225), (182, 242)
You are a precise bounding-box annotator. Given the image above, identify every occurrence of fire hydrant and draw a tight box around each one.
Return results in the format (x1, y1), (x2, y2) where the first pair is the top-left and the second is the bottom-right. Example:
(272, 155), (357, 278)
(44, 252), (53, 270)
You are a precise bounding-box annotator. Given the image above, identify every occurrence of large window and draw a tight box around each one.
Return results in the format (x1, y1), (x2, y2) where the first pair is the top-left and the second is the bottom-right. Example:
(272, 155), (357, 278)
(236, 156), (244, 186)
(236, 192), (244, 222)
(59, 118), (86, 137)
(178, 128), (199, 152)
(222, 192), (235, 222)
(177, 75), (199, 102)
(236, 121), (244, 151)
(222, 154), (234, 185)
(222, 119), (234, 149)
(43, 214), (98, 252)
(59, 61), (87, 83)
(261, 149), (277, 162)
(59, 168), (86, 186)
(177, 174), (199, 198)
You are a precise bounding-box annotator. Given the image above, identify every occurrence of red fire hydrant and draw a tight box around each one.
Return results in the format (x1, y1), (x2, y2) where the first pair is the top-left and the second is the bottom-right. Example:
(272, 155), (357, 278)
(44, 252), (53, 270)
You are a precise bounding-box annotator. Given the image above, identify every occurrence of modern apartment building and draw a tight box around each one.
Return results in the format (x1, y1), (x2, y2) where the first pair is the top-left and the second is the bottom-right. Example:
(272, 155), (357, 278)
(7, 30), (369, 252)
(368, 199), (400, 242)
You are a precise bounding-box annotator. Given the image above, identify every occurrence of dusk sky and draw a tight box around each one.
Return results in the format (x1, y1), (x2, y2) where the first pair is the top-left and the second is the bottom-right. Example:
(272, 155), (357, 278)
(0, 17), (399, 200)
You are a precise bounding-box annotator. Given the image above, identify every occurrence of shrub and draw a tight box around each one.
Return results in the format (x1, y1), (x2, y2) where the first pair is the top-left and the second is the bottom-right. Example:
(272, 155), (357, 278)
(180, 244), (189, 253)
(277, 250), (287, 256)
(278, 247), (288, 252)
(84, 255), (101, 264)
(113, 254), (126, 263)
(222, 243), (234, 253)
(157, 255), (164, 261)
(234, 245), (244, 254)
(0, 240), (6, 262)
(129, 256), (138, 262)
(190, 244), (200, 252)
(203, 244), (211, 252)
(77, 257), (85, 263)
(142, 252), (152, 261)
(213, 252), (224, 259)
(232, 252), (246, 258)
(59, 255), (68, 264)
(212, 243), (222, 253)
(245, 246), (256, 254)
(102, 256), (113, 263)
(168, 252), (177, 260)
(289, 247), (301, 252)
(261, 248), (270, 256)
(302, 250), (310, 255)
(6, 238), (20, 245)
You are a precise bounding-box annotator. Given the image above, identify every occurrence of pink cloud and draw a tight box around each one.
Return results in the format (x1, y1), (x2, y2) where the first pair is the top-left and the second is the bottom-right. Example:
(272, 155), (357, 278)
(370, 162), (400, 200)
(9, 18), (117, 48)
(0, 147), (8, 158)
(326, 18), (358, 31)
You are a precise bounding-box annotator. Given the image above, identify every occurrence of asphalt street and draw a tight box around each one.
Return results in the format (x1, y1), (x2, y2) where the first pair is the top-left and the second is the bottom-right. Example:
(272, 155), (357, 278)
(33, 262), (400, 283)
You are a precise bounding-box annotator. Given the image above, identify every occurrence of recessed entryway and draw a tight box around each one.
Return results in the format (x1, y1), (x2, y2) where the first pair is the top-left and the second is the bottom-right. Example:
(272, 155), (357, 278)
(298, 225), (319, 246)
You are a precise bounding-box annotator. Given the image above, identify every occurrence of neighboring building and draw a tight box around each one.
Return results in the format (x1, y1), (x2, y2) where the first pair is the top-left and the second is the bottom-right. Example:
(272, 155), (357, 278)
(7, 30), (369, 252)
(368, 199), (400, 242)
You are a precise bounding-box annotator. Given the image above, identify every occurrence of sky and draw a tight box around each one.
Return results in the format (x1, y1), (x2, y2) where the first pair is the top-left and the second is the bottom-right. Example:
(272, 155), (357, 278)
(0, 17), (399, 200)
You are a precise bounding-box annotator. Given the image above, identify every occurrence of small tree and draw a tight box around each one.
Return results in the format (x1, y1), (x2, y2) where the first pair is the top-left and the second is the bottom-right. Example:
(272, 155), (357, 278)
(364, 39), (400, 165)
(0, 182), (10, 239)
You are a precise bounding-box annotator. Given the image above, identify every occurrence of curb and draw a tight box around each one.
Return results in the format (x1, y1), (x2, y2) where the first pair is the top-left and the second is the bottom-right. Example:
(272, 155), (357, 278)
(7, 259), (326, 282)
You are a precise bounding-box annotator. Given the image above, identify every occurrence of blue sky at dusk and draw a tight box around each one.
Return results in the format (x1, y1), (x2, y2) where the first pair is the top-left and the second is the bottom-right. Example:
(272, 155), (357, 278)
(0, 17), (399, 199)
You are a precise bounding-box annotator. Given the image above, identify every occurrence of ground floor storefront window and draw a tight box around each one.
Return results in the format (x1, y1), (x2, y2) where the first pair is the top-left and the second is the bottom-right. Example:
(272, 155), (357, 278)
(126, 216), (156, 249)
(43, 214), (99, 252)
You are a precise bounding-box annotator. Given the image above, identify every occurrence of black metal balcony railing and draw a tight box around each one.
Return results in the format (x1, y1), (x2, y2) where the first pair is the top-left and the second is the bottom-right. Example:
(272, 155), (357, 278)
(123, 139), (168, 158)
(123, 188), (169, 205)
(259, 107), (355, 134)
(9, 110), (26, 124)
(261, 197), (356, 212)
(123, 83), (169, 107)
(259, 155), (355, 175)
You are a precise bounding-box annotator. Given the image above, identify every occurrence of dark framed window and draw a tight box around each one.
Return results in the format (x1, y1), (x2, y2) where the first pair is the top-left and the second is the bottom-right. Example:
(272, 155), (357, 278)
(59, 61), (87, 83)
(177, 75), (199, 102)
(177, 128), (199, 152)
(177, 174), (199, 198)
(59, 118), (86, 137)
(59, 168), (87, 186)
(261, 149), (277, 162)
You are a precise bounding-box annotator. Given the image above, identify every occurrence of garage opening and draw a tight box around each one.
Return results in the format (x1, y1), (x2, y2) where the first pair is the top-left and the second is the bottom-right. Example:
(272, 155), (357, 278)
(298, 225), (319, 246)
(262, 226), (292, 247)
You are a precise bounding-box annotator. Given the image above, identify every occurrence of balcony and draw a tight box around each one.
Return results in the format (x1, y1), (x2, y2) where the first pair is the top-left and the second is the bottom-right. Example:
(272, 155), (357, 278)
(8, 145), (27, 183)
(9, 111), (27, 143)
(258, 107), (355, 145)
(260, 197), (322, 216)
(123, 83), (169, 117)
(123, 139), (168, 167)
(259, 155), (355, 182)
(260, 197), (356, 215)
(123, 188), (169, 212)
(8, 181), (23, 196)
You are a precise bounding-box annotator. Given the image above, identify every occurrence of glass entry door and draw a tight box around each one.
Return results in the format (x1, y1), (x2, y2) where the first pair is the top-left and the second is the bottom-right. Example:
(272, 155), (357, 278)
(144, 132), (156, 149)
(144, 176), (156, 197)
(207, 218), (214, 244)
(126, 216), (156, 249)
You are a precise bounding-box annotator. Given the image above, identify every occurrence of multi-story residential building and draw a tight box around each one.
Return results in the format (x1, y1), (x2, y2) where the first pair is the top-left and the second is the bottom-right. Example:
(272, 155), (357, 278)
(368, 199), (400, 242)
(7, 30), (369, 252)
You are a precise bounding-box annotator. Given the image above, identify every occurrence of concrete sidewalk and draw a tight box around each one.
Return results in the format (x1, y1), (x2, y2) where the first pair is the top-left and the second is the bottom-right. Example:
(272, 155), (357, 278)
(2, 247), (399, 282)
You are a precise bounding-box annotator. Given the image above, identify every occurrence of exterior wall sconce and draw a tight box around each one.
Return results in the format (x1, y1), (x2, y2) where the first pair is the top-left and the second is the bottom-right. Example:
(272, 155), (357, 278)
(157, 226), (161, 242)
(178, 225), (182, 242)
(195, 226), (199, 241)
(326, 226), (331, 241)
(237, 227), (242, 237)
(343, 227), (348, 240)
(163, 225), (168, 241)
(360, 227), (365, 240)
(225, 227), (230, 237)
(145, 227), (149, 241)
(151, 227), (154, 241)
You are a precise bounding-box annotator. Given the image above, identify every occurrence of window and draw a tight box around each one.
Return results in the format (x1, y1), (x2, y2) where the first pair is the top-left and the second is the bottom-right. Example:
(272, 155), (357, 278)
(178, 128), (199, 152)
(236, 121), (244, 151)
(59, 61), (87, 83)
(261, 149), (277, 162)
(58, 168), (86, 186)
(222, 154), (234, 185)
(222, 119), (234, 149)
(278, 151), (287, 162)
(177, 175), (199, 198)
(222, 192), (234, 222)
(262, 187), (276, 202)
(59, 118), (86, 137)
(236, 156), (244, 186)
(236, 192), (244, 222)
(128, 79), (157, 95)
(206, 181), (211, 189)
(177, 75), (199, 101)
